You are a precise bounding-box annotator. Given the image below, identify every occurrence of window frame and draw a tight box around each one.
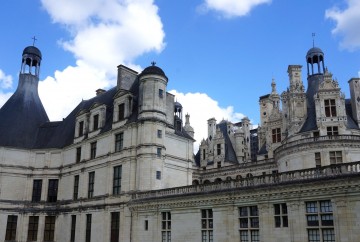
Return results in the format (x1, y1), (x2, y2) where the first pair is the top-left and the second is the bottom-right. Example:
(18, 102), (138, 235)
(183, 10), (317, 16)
(88, 171), (95, 198)
(274, 203), (288, 228)
(113, 166), (122, 195)
(272, 128), (281, 143)
(324, 99), (337, 117)
(70, 215), (76, 242)
(110, 212), (120, 242)
(73, 175), (79, 200)
(329, 151), (342, 164)
(161, 212), (171, 242)
(47, 179), (58, 203)
(118, 103), (125, 121)
(43, 216), (56, 242)
(115, 133), (124, 152)
(27, 216), (39, 241)
(32, 179), (42, 202)
(93, 114), (99, 131)
(201, 209), (213, 242)
(5, 215), (18, 241)
(239, 206), (259, 242)
(86, 214), (92, 242)
(90, 141), (97, 159)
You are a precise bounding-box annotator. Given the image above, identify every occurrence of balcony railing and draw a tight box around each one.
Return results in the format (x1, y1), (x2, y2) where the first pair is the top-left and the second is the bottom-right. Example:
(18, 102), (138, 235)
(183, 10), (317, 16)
(131, 161), (360, 201)
(275, 135), (360, 155)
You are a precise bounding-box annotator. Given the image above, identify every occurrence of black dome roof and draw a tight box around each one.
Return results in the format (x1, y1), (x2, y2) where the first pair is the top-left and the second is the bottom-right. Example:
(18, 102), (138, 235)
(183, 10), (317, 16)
(139, 65), (167, 79)
(306, 47), (323, 57)
(23, 46), (42, 59)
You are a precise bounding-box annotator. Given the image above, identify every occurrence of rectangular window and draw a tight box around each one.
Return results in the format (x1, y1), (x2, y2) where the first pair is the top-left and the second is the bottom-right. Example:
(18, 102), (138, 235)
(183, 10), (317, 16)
(203, 149), (206, 160)
(272, 128), (281, 143)
(306, 200), (334, 242)
(156, 171), (161, 180)
(329, 151), (342, 164)
(110, 212), (120, 242)
(47, 179), (58, 203)
(73, 175), (79, 200)
(157, 148), (162, 158)
(145, 220), (148, 231)
(315, 153), (321, 168)
(27, 216), (39, 241)
(93, 114), (99, 130)
(274, 203), (288, 227)
(5, 215), (17, 241)
(217, 161), (221, 168)
(113, 166), (122, 195)
(118, 103), (125, 121)
(217, 144), (221, 155)
(115, 133), (124, 152)
(159, 89), (164, 98)
(324, 99), (337, 117)
(90, 141), (97, 159)
(326, 126), (338, 136)
(44, 216), (56, 242)
(162, 212), (171, 242)
(32, 179), (42, 202)
(157, 129), (162, 138)
(239, 206), (259, 242)
(201, 209), (213, 242)
(76, 147), (81, 163)
(79, 121), (84, 136)
(86, 214), (92, 242)
(70, 215), (76, 242)
(88, 171), (95, 198)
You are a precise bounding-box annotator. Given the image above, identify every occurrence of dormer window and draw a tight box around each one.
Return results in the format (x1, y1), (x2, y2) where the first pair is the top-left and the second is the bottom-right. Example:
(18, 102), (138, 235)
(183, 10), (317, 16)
(93, 114), (99, 130)
(217, 144), (221, 155)
(118, 103), (125, 121)
(327, 126), (338, 136)
(272, 128), (281, 143)
(324, 99), (336, 117)
(79, 121), (84, 137)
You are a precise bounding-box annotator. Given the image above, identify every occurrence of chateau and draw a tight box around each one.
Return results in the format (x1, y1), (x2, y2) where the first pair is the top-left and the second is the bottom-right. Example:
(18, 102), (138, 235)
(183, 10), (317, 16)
(0, 44), (360, 242)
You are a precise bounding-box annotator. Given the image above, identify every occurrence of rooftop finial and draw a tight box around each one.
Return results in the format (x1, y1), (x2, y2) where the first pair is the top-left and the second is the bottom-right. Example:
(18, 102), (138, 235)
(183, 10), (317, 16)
(151, 61), (156, 66)
(32, 36), (38, 46)
(312, 33), (315, 47)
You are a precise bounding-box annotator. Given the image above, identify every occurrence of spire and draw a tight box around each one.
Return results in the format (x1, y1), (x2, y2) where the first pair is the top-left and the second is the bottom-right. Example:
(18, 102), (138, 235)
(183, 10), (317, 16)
(271, 78), (277, 94)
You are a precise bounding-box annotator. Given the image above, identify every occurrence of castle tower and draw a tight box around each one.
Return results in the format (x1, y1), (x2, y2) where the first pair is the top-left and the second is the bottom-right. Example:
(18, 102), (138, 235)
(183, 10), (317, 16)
(183, 113), (194, 138)
(137, 63), (168, 190)
(207, 118), (217, 140)
(174, 101), (183, 131)
(0, 45), (49, 148)
(349, 78), (360, 127)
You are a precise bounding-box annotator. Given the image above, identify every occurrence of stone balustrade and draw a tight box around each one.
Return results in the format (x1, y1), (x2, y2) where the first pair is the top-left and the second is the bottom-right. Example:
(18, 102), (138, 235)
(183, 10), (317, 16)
(132, 161), (360, 200)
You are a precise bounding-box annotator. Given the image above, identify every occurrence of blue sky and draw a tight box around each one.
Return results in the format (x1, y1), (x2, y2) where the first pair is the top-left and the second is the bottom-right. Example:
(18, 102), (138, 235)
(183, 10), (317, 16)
(0, 0), (359, 148)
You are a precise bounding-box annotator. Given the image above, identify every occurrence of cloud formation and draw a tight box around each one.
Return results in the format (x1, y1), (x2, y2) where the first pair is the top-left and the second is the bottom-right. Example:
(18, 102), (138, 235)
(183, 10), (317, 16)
(0, 69), (13, 108)
(169, 90), (248, 151)
(38, 0), (165, 120)
(200, 0), (271, 18)
(326, 0), (360, 51)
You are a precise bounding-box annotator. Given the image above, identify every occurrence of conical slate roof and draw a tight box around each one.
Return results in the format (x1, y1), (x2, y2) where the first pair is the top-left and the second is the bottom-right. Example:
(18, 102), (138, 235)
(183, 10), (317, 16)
(0, 73), (49, 148)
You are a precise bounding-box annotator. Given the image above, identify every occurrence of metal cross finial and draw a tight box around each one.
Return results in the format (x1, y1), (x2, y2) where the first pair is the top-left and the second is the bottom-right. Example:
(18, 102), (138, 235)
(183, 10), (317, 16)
(32, 36), (38, 46)
(151, 61), (156, 66)
(312, 33), (315, 47)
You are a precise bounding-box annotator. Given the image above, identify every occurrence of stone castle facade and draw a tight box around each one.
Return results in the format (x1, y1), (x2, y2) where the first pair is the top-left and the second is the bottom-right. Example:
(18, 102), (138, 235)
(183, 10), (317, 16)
(0, 45), (360, 242)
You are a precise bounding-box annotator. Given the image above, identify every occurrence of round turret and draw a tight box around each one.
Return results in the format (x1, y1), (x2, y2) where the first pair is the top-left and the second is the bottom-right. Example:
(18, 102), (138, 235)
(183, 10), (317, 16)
(306, 46), (325, 76)
(21, 45), (42, 77)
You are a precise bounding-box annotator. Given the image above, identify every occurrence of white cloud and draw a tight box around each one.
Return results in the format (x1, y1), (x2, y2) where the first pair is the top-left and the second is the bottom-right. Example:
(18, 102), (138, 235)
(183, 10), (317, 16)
(37, 0), (165, 120)
(326, 0), (360, 51)
(0, 69), (13, 109)
(169, 90), (249, 151)
(39, 61), (111, 120)
(200, 0), (271, 18)
(0, 69), (13, 89)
